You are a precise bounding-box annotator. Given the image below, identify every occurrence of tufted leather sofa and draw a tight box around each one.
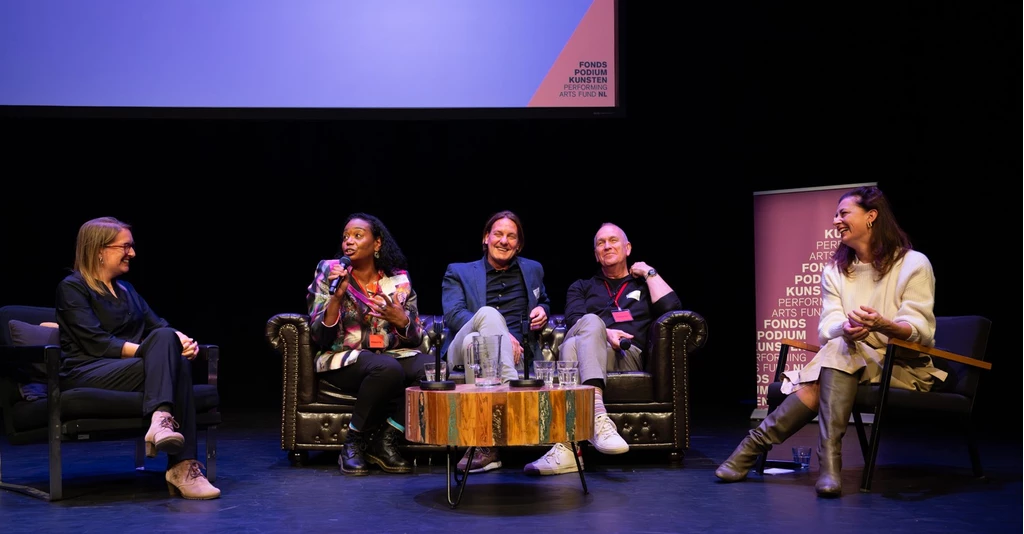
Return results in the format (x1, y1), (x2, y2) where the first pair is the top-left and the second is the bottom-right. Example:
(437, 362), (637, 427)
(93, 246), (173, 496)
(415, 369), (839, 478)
(265, 309), (708, 465)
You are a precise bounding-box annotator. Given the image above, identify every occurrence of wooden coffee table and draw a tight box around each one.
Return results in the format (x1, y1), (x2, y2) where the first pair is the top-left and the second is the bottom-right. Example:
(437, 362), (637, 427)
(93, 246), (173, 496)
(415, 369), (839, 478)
(406, 383), (594, 508)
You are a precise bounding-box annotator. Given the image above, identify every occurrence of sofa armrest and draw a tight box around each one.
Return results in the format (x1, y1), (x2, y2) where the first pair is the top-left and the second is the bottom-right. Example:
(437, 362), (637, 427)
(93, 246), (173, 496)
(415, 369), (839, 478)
(541, 317), (566, 361)
(0, 344), (61, 406)
(0, 344), (50, 382)
(266, 313), (315, 407)
(647, 309), (708, 402)
(421, 315), (442, 358)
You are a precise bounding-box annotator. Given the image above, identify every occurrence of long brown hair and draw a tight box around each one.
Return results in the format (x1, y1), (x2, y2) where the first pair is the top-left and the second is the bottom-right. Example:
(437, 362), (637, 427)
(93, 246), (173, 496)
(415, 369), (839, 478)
(480, 210), (525, 255)
(74, 216), (131, 294)
(831, 186), (912, 280)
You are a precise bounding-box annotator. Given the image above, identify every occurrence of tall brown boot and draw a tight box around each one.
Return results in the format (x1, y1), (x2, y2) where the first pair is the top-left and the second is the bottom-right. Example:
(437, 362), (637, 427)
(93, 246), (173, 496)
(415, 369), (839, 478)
(815, 367), (859, 497)
(715, 394), (817, 482)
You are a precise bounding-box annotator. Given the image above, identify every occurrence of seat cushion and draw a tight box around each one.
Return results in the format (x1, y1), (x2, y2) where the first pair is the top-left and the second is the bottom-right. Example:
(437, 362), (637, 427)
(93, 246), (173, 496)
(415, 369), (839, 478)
(767, 380), (973, 415)
(8, 384), (221, 434)
(315, 379), (358, 405)
(854, 386), (972, 414)
(605, 372), (655, 402)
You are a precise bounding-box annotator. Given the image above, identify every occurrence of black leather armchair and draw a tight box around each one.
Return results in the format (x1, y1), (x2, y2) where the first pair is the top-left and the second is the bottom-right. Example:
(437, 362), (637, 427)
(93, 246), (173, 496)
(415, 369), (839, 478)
(0, 305), (221, 501)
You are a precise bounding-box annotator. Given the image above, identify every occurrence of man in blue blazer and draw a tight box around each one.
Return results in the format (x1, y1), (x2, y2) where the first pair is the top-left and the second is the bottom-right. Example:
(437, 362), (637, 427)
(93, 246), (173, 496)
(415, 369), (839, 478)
(441, 210), (550, 473)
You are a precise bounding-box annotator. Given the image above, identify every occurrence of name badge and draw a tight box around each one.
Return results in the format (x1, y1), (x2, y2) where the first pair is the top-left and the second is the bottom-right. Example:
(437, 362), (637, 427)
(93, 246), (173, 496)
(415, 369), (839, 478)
(369, 334), (385, 349)
(612, 310), (634, 322)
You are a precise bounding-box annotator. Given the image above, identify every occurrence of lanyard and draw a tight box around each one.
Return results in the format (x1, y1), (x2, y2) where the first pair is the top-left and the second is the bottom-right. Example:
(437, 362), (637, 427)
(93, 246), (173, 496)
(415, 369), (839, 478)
(603, 279), (630, 310)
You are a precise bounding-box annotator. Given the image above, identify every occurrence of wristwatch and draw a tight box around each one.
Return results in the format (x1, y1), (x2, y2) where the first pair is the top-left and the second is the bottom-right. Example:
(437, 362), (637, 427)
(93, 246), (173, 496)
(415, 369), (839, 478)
(645, 268), (658, 280)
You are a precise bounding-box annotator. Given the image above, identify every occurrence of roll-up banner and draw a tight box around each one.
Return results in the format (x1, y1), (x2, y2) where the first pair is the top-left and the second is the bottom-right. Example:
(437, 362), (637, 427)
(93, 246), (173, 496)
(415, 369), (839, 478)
(751, 182), (877, 419)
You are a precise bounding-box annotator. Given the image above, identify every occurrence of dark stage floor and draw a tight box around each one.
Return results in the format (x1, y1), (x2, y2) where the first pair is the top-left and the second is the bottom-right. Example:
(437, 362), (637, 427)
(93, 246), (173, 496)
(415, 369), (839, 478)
(1, 410), (1020, 534)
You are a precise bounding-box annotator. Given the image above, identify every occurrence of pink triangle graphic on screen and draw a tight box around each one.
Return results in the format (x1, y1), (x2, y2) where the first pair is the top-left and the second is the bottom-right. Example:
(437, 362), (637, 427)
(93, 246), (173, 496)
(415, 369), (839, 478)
(528, 0), (615, 107)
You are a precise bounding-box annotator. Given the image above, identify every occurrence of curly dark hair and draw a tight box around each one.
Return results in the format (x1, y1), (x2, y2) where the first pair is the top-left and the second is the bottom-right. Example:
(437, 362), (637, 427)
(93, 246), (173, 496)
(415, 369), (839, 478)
(337, 213), (409, 275)
(831, 186), (912, 280)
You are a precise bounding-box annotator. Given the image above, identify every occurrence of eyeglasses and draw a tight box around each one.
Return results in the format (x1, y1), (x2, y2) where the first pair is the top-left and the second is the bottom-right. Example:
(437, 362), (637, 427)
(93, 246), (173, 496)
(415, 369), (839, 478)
(104, 242), (135, 254)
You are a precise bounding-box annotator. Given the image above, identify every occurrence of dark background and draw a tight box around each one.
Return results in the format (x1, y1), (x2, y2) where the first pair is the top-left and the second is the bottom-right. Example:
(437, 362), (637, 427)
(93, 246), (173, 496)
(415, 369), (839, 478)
(1, 4), (1013, 432)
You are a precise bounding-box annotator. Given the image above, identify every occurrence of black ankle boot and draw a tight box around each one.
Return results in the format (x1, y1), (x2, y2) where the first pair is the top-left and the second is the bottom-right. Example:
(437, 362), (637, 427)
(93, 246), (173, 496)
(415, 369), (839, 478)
(366, 425), (413, 474)
(340, 429), (370, 476)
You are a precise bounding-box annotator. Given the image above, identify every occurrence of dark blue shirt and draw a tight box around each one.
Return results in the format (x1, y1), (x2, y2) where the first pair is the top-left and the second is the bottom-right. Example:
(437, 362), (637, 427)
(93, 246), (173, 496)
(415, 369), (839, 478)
(485, 259), (528, 344)
(564, 272), (682, 352)
(55, 271), (169, 366)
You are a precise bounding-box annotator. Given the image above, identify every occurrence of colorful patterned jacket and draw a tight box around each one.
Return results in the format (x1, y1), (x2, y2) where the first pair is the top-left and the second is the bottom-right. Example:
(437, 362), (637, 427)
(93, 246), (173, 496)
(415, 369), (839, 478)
(306, 258), (424, 372)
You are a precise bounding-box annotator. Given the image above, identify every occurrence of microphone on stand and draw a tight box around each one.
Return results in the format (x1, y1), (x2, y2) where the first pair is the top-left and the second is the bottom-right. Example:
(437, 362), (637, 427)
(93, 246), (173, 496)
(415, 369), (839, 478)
(433, 318), (444, 380)
(509, 313), (542, 388)
(327, 256), (352, 294)
(521, 313), (532, 379)
(420, 316), (455, 390)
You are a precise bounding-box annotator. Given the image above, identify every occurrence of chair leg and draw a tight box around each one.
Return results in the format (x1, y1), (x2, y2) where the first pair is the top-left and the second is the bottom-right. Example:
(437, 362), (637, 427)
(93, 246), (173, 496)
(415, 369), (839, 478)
(49, 425), (63, 501)
(135, 438), (146, 471)
(852, 412), (870, 464)
(0, 431), (60, 501)
(754, 396), (784, 475)
(859, 396), (885, 493)
(754, 404), (772, 475)
(0, 448), (53, 501)
(205, 426), (218, 483)
(755, 450), (768, 475)
(966, 419), (983, 479)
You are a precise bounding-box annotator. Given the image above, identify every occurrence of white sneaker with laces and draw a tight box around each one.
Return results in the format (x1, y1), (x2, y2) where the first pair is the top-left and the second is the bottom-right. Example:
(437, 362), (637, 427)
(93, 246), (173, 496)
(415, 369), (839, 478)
(523, 443), (582, 476)
(591, 413), (629, 454)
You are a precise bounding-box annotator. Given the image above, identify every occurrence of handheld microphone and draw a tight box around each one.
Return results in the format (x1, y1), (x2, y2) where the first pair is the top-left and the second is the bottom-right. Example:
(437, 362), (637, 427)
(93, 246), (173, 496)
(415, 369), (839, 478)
(619, 338), (632, 351)
(327, 256), (352, 295)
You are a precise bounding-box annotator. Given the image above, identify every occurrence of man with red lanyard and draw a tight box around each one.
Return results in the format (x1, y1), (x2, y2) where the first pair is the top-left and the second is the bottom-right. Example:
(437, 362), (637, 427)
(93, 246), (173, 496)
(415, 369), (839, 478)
(523, 222), (682, 476)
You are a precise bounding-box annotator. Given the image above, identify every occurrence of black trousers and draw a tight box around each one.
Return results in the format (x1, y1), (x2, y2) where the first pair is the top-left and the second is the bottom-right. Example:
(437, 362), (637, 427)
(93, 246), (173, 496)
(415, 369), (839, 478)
(321, 351), (434, 431)
(60, 328), (197, 466)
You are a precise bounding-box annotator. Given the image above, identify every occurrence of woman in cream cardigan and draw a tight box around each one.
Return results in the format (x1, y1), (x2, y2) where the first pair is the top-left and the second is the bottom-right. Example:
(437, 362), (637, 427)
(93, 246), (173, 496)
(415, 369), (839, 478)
(716, 185), (944, 497)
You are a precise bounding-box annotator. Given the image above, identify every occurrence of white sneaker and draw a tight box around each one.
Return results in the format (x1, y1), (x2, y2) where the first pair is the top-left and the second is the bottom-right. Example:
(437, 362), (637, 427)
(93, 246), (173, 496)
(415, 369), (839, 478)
(591, 413), (629, 454)
(523, 443), (582, 476)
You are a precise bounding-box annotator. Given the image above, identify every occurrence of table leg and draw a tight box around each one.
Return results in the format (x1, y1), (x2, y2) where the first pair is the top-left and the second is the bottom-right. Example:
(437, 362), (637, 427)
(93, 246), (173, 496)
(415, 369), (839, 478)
(446, 445), (473, 508)
(570, 441), (589, 495)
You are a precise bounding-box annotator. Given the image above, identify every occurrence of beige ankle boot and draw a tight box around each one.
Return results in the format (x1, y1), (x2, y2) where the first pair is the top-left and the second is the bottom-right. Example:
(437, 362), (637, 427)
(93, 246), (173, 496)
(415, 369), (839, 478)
(166, 460), (221, 500)
(145, 411), (184, 457)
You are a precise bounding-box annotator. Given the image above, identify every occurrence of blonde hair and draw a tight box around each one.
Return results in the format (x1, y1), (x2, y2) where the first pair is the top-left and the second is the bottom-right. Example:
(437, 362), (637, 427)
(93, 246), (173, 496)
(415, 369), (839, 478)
(74, 217), (131, 295)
